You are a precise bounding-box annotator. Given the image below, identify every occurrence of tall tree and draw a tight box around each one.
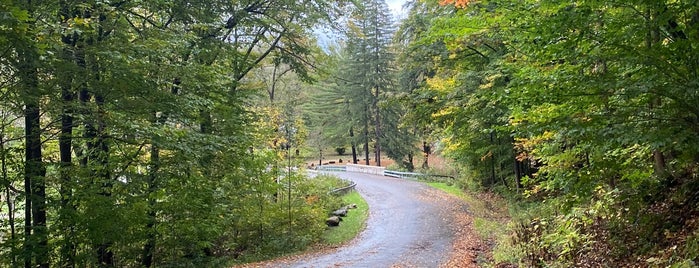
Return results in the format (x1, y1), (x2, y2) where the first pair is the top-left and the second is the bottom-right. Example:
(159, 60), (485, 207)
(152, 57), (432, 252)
(7, 1), (49, 267)
(320, 0), (396, 166)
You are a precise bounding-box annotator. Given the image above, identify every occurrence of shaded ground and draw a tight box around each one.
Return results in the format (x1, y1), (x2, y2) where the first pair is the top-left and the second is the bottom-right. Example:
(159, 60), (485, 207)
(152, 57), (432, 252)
(237, 172), (485, 268)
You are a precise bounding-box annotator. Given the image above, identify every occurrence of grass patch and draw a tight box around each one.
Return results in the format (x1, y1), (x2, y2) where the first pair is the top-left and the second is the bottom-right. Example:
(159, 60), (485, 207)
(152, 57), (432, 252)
(427, 181), (467, 199)
(425, 182), (507, 237)
(321, 191), (369, 245)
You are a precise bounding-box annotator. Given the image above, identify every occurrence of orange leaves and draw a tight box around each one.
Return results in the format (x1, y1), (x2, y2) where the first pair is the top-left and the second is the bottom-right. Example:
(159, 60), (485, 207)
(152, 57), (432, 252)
(305, 195), (319, 205)
(439, 0), (473, 8)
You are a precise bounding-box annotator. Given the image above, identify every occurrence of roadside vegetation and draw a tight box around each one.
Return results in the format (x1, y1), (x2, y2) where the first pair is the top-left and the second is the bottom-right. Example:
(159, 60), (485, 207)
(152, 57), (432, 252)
(229, 174), (364, 264)
(401, 0), (699, 266)
(233, 174), (369, 266)
(425, 181), (512, 266)
(321, 191), (370, 245)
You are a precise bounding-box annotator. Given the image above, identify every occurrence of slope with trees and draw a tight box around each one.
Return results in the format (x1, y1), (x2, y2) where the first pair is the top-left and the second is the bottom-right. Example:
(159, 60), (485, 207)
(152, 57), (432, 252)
(398, 0), (699, 266)
(0, 0), (348, 266)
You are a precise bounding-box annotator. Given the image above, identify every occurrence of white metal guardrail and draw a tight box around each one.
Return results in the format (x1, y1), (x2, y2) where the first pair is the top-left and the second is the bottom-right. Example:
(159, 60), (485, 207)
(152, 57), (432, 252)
(316, 165), (347, 172)
(383, 170), (424, 180)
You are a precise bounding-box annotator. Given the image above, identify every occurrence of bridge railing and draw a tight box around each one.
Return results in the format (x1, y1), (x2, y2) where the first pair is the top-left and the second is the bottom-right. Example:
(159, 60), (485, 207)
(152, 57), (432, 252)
(345, 163), (385, 175)
(383, 170), (424, 180)
(316, 165), (347, 172)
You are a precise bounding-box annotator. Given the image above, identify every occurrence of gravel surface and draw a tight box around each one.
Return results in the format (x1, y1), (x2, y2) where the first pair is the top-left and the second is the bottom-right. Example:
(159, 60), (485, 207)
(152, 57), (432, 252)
(238, 171), (484, 268)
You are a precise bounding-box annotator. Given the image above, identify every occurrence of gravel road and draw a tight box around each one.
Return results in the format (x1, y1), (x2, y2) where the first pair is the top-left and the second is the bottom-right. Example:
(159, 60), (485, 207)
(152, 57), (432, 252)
(246, 171), (480, 268)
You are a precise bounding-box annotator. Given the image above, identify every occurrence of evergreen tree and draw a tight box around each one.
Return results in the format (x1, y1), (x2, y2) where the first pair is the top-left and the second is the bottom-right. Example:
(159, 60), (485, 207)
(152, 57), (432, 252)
(316, 0), (396, 166)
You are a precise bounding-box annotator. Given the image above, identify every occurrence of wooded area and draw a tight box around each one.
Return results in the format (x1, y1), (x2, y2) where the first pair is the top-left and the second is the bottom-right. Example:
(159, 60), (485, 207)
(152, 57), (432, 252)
(1, 0), (351, 266)
(401, 0), (699, 266)
(2, 0), (698, 267)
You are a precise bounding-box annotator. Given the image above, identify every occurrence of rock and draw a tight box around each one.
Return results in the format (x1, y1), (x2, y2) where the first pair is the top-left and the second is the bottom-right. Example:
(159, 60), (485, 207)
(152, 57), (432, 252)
(326, 216), (341, 227)
(332, 208), (348, 217)
(346, 203), (357, 209)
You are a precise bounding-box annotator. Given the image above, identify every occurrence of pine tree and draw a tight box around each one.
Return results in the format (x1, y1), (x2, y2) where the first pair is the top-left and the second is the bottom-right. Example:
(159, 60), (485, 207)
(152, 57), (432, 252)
(326, 0), (395, 166)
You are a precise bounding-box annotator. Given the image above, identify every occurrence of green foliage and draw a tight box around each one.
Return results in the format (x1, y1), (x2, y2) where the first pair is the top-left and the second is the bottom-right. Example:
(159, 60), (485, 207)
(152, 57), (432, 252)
(229, 173), (345, 263)
(404, 0), (699, 266)
(308, 0), (400, 166)
(0, 0), (347, 266)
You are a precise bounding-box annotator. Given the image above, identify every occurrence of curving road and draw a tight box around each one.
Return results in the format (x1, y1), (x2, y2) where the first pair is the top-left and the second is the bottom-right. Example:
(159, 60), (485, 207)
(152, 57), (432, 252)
(256, 171), (474, 268)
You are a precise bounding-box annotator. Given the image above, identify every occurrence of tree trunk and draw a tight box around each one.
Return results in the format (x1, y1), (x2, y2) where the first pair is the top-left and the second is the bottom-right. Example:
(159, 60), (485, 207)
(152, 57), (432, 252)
(58, 60), (76, 267)
(142, 78), (179, 267)
(95, 89), (115, 268)
(489, 131), (496, 186)
(373, 87), (382, 167)
(646, 6), (672, 182)
(350, 127), (358, 164)
(318, 148), (323, 166)
(513, 152), (523, 193)
(142, 141), (159, 268)
(364, 116), (370, 165)
(422, 141), (430, 169)
(19, 30), (48, 266)
(58, 20), (77, 264)
(371, 2), (382, 167)
(79, 48), (114, 266)
(2, 133), (17, 267)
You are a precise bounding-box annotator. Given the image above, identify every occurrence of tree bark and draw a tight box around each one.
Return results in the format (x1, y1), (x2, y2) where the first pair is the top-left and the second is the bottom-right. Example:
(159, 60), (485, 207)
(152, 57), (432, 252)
(21, 44), (48, 268)
(1, 123), (17, 266)
(58, 58), (76, 267)
(373, 86), (382, 167)
(364, 115), (370, 165)
(142, 141), (159, 267)
(489, 131), (496, 187)
(422, 141), (430, 169)
(58, 13), (77, 263)
(646, 6), (671, 182)
(92, 77), (115, 268)
(350, 127), (358, 164)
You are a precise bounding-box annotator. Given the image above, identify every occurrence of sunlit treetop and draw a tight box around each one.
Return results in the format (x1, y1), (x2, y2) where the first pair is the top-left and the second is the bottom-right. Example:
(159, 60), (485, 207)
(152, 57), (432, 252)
(439, 0), (472, 8)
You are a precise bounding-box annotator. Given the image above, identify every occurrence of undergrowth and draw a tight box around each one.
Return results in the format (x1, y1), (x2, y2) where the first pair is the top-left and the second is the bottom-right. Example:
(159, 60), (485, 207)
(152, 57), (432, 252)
(229, 174), (350, 264)
(429, 175), (699, 267)
(425, 181), (513, 267)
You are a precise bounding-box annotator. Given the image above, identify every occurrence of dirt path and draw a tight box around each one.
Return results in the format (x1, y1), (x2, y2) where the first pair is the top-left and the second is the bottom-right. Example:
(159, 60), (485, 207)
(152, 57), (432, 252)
(239, 172), (485, 268)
